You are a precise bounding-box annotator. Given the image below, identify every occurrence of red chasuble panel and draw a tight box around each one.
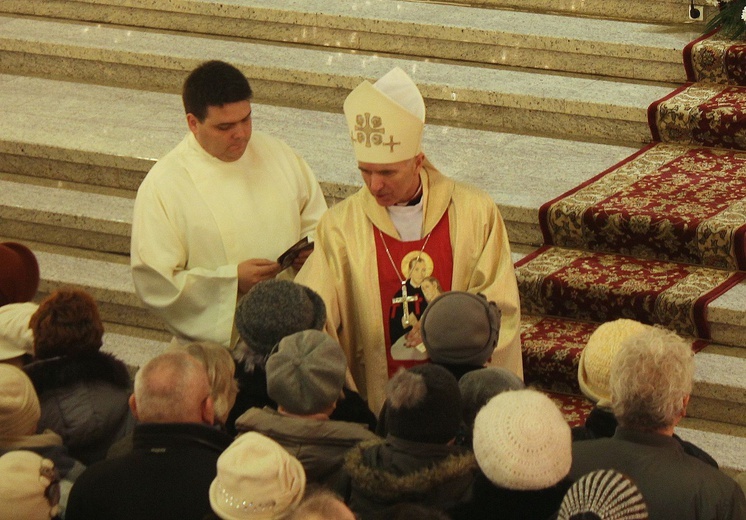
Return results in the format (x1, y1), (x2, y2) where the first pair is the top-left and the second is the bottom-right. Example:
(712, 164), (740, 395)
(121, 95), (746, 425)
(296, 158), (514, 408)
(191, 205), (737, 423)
(374, 213), (453, 377)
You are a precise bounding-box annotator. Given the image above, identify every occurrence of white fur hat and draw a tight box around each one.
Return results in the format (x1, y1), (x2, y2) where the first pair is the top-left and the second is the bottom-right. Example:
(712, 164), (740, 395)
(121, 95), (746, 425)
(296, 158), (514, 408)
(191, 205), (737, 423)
(209, 432), (305, 520)
(343, 67), (425, 163)
(472, 389), (571, 491)
(579, 319), (652, 407)
(0, 302), (38, 361)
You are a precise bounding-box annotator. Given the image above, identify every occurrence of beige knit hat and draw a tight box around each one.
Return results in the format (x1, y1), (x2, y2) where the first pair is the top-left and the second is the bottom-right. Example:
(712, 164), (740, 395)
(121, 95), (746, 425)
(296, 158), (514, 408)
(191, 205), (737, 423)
(472, 389), (571, 491)
(579, 319), (652, 407)
(210, 432), (306, 520)
(0, 302), (38, 361)
(343, 67), (425, 163)
(0, 364), (41, 438)
(0, 451), (60, 520)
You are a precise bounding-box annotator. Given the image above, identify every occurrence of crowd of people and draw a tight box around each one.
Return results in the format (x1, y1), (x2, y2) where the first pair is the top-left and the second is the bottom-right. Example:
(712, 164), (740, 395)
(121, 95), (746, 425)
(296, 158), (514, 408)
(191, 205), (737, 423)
(1, 58), (745, 520)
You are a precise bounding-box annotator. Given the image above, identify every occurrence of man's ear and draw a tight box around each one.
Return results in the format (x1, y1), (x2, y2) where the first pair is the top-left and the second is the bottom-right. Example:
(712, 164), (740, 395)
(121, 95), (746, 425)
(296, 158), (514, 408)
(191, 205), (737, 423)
(129, 394), (139, 421)
(202, 395), (216, 426)
(186, 113), (199, 135)
(682, 394), (691, 416)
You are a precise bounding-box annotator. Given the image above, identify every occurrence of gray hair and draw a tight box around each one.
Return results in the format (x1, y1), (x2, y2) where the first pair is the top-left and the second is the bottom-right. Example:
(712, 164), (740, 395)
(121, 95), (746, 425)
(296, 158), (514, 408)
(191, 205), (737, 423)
(610, 326), (694, 431)
(134, 351), (211, 423)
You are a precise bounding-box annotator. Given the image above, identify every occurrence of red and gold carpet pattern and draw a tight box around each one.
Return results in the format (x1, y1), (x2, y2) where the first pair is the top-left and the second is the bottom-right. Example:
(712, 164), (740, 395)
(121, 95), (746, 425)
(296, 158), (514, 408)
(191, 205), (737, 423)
(521, 315), (597, 395)
(684, 31), (746, 86)
(649, 83), (746, 150)
(546, 391), (594, 429)
(539, 143), (746, 270)
(515, 246), (744, 339)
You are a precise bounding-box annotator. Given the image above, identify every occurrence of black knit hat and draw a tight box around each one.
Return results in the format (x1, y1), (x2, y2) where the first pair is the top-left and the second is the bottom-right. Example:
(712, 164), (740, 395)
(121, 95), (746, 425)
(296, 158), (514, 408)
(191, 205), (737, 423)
(234, 280), (326, 356)
(385, 364), (461, 444)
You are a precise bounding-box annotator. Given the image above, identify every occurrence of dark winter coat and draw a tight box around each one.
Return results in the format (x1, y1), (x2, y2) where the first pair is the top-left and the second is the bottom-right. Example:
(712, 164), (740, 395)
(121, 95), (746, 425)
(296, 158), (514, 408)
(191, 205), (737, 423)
(65, 422), (233, 520)
(342, 436), (477, 519)
(24, 351), (134, 465)
(450, 472), (572, 520)
(572, 406), (719, 468)
(235, 406), (379, 493)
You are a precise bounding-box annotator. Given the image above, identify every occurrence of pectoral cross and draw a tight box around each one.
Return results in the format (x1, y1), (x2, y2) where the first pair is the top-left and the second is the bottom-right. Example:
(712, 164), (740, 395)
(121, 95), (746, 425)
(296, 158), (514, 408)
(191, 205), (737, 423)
(392, 281), (418, 327)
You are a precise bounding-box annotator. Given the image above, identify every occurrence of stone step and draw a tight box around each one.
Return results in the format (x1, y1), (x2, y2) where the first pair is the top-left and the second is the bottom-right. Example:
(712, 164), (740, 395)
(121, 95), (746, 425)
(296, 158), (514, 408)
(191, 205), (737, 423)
(677, 419), (746, 476)
(0, 0), (700, 83)
(0, 73), (637, 250)
(419, 0), (718, 25)
(0, 15), (675, 146)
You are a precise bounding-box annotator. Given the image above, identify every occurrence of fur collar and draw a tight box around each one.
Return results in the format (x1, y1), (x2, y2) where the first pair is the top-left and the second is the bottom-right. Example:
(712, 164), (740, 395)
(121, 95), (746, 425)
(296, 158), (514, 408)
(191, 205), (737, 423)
(24, 351), (131, 395)
(344, 438), (477, 501)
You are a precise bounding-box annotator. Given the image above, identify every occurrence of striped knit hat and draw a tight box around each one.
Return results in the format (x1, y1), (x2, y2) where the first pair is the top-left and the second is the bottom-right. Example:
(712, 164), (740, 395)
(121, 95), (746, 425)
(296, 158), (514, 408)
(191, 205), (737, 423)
(557, 469), (648, 520)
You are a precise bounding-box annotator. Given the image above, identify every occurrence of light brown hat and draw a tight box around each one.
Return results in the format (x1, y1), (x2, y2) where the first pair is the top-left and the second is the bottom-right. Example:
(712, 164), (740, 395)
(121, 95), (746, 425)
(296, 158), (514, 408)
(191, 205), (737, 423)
(0, 364), (41, 438)
(0, 450), (60, 520)
(210, 432), (305, 520)
(579, 319), (652, 407)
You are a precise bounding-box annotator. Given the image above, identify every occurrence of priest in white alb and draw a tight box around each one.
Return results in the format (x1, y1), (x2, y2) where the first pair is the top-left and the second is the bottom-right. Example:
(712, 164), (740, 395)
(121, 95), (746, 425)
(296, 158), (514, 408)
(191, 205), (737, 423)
(131, 61), (327, 348)
(296, 67), (522, 413)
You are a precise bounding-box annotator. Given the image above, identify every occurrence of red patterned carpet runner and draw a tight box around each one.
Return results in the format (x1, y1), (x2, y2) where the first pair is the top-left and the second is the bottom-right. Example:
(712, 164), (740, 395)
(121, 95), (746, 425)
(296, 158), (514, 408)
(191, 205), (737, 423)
(539, 143), (746, 270)
(546, 392), (595, 429)
(515, 246), (744, 339)
(521, 315), (709, 396)
(684, 30), (746, 86)
(648, 83), (746, 150)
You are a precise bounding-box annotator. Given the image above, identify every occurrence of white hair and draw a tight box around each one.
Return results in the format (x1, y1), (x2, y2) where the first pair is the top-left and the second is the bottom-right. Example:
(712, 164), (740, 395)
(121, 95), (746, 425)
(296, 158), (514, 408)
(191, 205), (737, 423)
(610, 327), (694, 431)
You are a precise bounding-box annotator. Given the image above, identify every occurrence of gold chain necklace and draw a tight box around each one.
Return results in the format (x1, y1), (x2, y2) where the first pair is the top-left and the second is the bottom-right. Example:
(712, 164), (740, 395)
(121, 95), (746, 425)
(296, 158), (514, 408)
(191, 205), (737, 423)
(378, 228), (432, 327)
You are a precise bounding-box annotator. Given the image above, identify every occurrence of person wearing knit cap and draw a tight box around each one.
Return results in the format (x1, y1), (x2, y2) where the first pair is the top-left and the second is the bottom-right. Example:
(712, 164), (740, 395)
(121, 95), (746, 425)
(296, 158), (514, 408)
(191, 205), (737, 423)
(0, 364), (85, 516)
(0, 241), (40, 307)
(0, 451), (61, 520)
(0, 301), (38, 367)
(457, 366), (524, 447)
(420, 291), (502, 380)
(131, 60), (327, 350)
(573, 319), (718, 469)
(227, 280), (376, 435)
(343, 364), (477, 518)
(23, 288), (133, 465)
(451, 389), (573, 520)
(234, 330), (377, 493)
(557, 469), (648, 520)
(207, 432), (306, 520)
(296, 66), (522, 415)
(65, 351), (234, 520)
(570, 326), (746, 520)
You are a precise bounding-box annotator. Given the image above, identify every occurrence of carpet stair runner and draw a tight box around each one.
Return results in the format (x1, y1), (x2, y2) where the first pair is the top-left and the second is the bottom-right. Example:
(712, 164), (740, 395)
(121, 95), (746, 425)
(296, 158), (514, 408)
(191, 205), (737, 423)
(518, 32), (746, 431)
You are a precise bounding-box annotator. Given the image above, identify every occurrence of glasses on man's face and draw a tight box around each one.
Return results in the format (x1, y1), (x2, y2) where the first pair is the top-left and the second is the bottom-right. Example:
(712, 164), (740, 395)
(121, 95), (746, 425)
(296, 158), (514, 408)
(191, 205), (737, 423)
(39, 458), (61, 516)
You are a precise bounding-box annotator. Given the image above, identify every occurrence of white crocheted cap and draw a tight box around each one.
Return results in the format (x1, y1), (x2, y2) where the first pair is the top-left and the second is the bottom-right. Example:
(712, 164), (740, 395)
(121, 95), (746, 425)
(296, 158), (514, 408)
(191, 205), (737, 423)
(557, 469), (648, 520)
(343, 67), (425, 163)
(472, 389), (571, 491)
(578, 319), (652, 407)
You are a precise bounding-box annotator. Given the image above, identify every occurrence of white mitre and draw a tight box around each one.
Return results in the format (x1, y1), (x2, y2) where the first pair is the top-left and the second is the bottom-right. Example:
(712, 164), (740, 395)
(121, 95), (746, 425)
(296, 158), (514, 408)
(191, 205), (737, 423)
(343, 67), (426, 163)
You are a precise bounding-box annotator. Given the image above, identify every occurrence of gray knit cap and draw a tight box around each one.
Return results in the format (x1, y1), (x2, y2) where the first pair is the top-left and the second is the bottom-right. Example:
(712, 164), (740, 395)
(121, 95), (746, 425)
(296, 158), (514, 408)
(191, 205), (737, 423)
(234, 280), (326, 356)
(420, 291), (501, 366)
(459, 367), (524, 429)
(266, 330), (347, 415)
(557, 469), (648, 520)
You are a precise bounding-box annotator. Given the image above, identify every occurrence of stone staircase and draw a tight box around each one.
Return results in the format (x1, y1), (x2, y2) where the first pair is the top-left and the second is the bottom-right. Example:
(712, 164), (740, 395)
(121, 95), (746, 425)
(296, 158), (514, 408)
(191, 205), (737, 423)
(0, 0), (744, 476)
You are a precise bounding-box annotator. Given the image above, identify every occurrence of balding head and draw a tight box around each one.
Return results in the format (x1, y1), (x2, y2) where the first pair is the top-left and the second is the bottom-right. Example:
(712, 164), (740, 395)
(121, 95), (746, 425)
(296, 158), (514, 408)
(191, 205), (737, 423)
(130, 351), (214, 425)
